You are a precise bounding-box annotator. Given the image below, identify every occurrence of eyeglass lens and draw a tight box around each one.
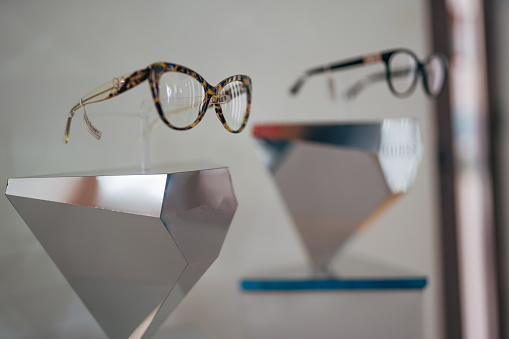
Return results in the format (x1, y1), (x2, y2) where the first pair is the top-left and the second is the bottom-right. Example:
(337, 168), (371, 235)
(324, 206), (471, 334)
(424, 55), (446, 97)
(158, 72), (248, 131)
(388, 51), (418, 95)
(220, 80), (249, 131)
(159, 72), (205, 128)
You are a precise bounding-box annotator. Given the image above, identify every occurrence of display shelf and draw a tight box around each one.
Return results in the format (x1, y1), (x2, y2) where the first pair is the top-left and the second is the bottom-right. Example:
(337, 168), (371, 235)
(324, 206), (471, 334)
(240, 256), (426, 339)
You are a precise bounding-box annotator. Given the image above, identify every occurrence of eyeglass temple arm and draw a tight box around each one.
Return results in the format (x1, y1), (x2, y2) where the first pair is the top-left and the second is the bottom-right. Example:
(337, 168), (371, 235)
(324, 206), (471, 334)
(63, 67), (150, 144)
(344, 68), (413, 100)
(289, 52), (383, 95)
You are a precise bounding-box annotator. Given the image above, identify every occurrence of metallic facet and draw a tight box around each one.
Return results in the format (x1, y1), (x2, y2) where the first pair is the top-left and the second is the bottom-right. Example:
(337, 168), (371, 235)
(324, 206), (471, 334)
(379, 119), (423, 192)
(253, 119), (422, 271)
(5, 168), (237, 339)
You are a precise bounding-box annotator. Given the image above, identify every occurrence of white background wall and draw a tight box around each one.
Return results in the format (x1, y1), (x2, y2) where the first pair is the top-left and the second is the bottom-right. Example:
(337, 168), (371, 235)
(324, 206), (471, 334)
(0, 1), (442, 338)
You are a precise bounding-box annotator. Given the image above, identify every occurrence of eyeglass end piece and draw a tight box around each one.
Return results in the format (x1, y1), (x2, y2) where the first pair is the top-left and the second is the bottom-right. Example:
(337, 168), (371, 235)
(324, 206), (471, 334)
(62, 116), (72, 145)
(289, 76), (306, 95)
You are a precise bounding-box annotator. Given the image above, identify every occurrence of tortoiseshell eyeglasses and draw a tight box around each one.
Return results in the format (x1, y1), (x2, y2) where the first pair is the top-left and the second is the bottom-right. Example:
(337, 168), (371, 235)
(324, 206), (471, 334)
(63, 62), (252, 143)
(290, 48), (447, 99)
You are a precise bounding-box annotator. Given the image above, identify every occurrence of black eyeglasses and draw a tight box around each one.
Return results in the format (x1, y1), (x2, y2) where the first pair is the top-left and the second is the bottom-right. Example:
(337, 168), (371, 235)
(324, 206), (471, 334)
(290, 48), (448, 99)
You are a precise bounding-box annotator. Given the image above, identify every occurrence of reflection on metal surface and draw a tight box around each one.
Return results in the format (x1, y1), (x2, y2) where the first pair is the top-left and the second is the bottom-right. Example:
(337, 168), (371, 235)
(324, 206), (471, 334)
(253, 119), (422, 271)
(379, 119), (422, 192)
(5, 168), (237, 339)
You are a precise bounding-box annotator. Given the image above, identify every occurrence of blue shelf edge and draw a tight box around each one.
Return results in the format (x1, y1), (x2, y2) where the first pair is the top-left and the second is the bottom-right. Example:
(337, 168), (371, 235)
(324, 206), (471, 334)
(240, 277), (427, 291)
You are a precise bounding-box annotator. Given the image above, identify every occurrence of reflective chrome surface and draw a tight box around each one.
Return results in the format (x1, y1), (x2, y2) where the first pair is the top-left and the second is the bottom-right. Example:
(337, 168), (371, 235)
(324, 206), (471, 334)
(253, 119), (422, 271)
(5, 168), (237, 339)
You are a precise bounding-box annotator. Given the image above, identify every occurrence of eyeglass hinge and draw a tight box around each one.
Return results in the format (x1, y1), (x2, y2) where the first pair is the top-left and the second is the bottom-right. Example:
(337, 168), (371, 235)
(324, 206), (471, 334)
(363, 53), (382, 64)
(111, 77), (126, 94)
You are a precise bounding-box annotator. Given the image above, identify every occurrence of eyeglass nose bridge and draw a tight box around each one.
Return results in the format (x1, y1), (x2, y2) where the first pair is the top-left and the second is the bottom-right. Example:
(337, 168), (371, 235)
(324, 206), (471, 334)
(210, 94), (231, 104)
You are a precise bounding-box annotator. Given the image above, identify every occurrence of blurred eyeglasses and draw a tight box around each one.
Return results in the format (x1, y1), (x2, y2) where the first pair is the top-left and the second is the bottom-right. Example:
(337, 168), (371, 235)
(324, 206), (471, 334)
(290, 48), (447, 100)
(63, 62), (252, 143)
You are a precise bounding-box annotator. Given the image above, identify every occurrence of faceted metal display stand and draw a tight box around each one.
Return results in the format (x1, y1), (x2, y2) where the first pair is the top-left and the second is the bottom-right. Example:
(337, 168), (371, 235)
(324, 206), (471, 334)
(5, 168), (237, 339)
(253, 118), (422, 271)
(242, 119), (425, 339)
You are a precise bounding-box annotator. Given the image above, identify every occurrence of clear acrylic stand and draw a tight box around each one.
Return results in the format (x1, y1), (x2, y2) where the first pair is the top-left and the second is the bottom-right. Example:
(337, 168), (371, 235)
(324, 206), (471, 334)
(335, 72), (355, 121)
(85, 100), (154, 174)
(138, 100), (152, 174)
(322, 70), (354, 121)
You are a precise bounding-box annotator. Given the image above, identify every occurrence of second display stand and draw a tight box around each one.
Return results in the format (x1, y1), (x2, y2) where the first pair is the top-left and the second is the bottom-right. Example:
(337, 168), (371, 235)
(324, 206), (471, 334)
(241, 119), (425, 339)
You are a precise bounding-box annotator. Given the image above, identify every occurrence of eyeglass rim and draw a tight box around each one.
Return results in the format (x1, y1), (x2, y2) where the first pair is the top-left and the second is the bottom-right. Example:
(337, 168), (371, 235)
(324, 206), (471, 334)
(148, 62), (252, 133)
(382, 49), (420, 98)
(215, 75), (252, 133)
(421, 52), (448, 99)
(382, 49), (447, 99)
